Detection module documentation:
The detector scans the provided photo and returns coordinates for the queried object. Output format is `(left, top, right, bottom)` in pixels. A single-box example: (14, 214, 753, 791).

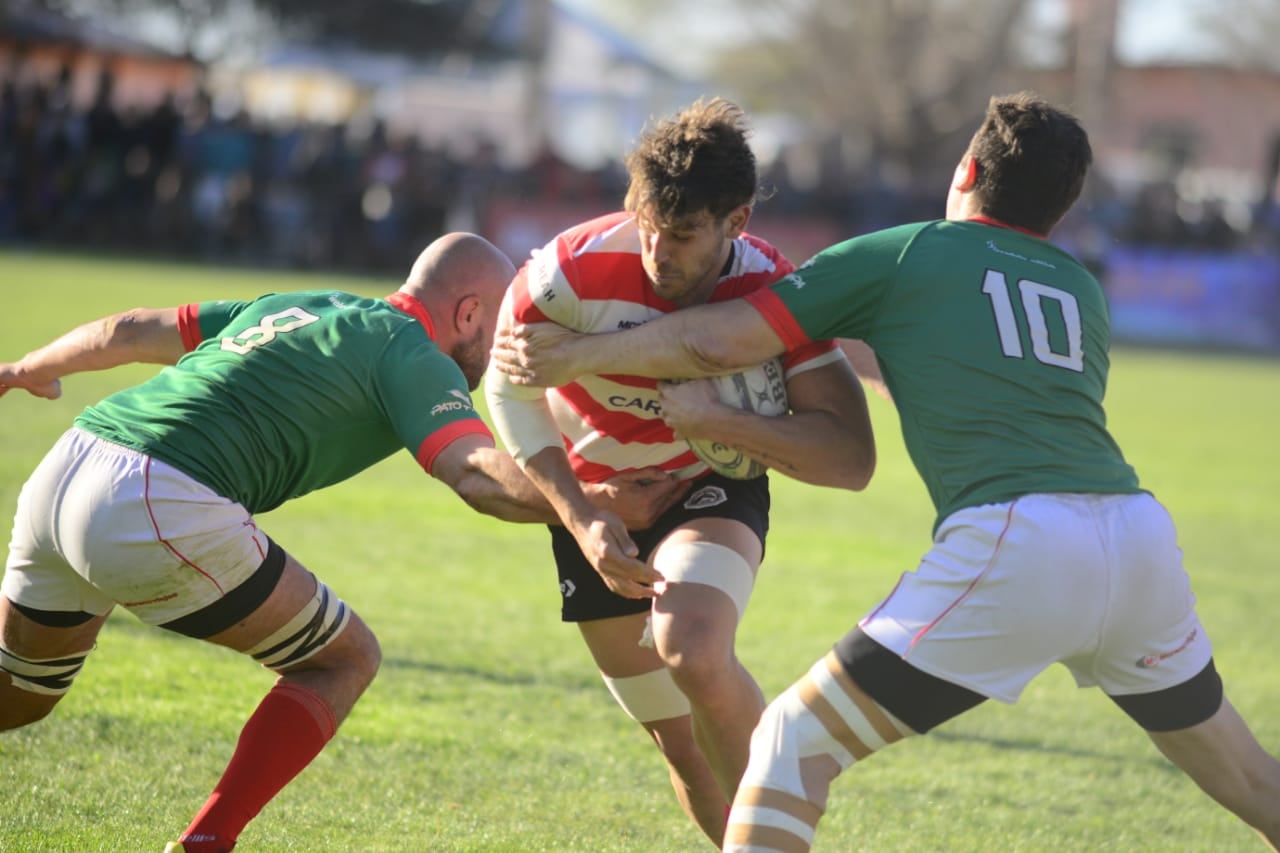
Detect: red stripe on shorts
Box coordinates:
(142, 456, 225, 595)
(906, 499, 1019, 652)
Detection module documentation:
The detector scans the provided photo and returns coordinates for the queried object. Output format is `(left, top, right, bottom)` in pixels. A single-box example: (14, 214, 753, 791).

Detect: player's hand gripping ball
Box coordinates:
(686, 358, 788, 479)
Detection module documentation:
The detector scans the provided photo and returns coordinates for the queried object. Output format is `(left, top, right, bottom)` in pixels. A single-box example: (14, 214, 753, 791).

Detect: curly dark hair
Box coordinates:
(623, 97, 758, 226)
(968, 92, 1093, 235)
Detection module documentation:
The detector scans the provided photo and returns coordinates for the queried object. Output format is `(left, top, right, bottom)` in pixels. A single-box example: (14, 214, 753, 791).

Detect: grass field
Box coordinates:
(1, 249, 1278, 852)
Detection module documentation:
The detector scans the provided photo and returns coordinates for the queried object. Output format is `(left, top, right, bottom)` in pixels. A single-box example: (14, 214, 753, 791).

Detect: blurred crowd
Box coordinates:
(0, 67, 630, 273)
(2, 67, 1277, 277)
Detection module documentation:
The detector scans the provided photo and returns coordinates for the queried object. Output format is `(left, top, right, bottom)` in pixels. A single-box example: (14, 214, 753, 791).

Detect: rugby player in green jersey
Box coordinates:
(0, 232, 684, 852)
(492, 94, 1280, 850)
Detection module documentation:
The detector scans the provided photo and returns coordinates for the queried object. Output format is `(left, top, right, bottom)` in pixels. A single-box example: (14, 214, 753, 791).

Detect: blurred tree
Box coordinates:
(601, 0, 1046, 193)
(1190, 0, 1280, 70)
(721, 0, 1040, 186)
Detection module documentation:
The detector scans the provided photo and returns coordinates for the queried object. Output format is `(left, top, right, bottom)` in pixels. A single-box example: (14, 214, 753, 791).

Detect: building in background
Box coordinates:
(0, 3, 202, 108)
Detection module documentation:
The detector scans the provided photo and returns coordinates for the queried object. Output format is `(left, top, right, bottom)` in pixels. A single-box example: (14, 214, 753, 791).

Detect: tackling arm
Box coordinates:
(429, 432, 686, 530)
(492, 300, 787, 387)
(430, 433, 562, 524)
(0, 307, 185, 400)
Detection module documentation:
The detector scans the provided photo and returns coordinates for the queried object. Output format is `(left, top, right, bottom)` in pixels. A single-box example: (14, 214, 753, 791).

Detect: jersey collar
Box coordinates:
(966, 214, 1046, 239)
(386, 292, 437, 340)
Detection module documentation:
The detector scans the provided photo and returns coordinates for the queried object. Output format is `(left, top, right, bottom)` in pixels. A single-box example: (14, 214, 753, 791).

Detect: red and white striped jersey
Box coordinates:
(501, 212, 844, 483)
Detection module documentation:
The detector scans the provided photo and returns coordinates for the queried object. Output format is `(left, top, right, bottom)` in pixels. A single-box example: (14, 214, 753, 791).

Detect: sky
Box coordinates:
(557, 0, 1221, 77)
(1107, 0, 1219, 63)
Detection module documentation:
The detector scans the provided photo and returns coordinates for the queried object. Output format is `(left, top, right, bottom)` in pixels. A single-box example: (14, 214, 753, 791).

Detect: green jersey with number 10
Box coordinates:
(74, 290, 490, 514)
(745, 219, 1141, 532)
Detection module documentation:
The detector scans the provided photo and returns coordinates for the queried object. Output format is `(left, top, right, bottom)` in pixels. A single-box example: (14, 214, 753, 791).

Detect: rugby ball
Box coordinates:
(686, 358, 788, 479)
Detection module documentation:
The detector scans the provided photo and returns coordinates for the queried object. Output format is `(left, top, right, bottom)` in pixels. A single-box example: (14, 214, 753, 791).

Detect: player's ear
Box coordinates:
(953, 154, 978, 192)
(454, 294, 482, 334)
(724, 204, 751, 238)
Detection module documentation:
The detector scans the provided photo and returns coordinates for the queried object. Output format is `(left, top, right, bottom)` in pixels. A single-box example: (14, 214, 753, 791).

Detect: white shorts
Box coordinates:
(859, 492, 1212, 703)
(3, 428, 272, 626)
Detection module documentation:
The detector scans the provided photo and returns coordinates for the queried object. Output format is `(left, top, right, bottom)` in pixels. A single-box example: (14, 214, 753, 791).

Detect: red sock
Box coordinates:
(177, 682, 338, 852)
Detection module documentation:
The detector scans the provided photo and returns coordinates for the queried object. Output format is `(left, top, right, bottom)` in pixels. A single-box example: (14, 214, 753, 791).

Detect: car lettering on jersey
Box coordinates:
(220, 307, 321, 355)
(782, 272, 807, 289)
(607, 395, 662, 415)
(430, 389, 475, 416)
(616, 319, 644, 330)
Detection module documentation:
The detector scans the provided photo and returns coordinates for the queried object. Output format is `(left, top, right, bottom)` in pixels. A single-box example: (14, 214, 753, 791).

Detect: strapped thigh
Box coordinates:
(246, 580, 351, 671)
(601, 668, 691, 722)
(0, 645, 90, 696)
(652, 541, 755, 621)
(835, 627, 986, 733)
(728, 650, 915, 851)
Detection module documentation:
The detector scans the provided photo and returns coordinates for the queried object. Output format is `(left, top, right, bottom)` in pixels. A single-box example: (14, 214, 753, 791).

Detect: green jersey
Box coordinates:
(75, 291, 491, 514)
(745, 219, 1141, 532)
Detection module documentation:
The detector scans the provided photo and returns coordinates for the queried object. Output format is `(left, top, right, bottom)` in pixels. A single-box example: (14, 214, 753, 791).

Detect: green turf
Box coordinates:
(1, 250, 1278, 851)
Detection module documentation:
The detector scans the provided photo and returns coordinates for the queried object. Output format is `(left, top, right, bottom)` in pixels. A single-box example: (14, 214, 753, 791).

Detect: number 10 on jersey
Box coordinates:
(981, 270, 1084, 372)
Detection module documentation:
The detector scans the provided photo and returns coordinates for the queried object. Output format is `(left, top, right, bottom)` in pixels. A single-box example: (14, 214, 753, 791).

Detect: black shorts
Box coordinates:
(550, 473, 770, 622)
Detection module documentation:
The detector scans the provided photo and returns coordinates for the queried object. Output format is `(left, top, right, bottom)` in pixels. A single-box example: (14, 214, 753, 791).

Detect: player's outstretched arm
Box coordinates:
(431, 434, 685, 529)
(432, 434, 563, 524)
(492, 299, 786, 386)
(0, 307, 184, 400)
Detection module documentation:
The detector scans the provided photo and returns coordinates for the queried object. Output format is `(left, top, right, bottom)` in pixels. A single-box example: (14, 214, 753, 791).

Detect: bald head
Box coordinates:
(400, 232, 515, 308)
(400, 232, 516, 390)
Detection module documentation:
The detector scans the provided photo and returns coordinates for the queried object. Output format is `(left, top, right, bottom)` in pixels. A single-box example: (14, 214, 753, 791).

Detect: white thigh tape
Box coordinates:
(654, 541, 755, 620)
(247, 581, 350, 670)
(0, 645, 88, 696)
(601, 668, 691, 723)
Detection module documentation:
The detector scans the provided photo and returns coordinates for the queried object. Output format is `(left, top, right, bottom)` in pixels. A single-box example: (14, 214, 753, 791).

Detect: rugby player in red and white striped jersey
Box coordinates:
(486, 99, 877, 846)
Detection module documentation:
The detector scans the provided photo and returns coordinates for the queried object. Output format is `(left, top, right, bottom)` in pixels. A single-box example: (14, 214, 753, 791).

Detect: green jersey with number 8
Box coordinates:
(745, 219, 1141, 532)
(74, 290, 490, 514)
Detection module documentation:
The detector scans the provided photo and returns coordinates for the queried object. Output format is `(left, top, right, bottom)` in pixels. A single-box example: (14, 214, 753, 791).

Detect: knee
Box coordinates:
(280, 612, 381, 693)
(658, 619, 733, 690)
(251, 581, 381, 688)
(335, 616, 382, 688)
